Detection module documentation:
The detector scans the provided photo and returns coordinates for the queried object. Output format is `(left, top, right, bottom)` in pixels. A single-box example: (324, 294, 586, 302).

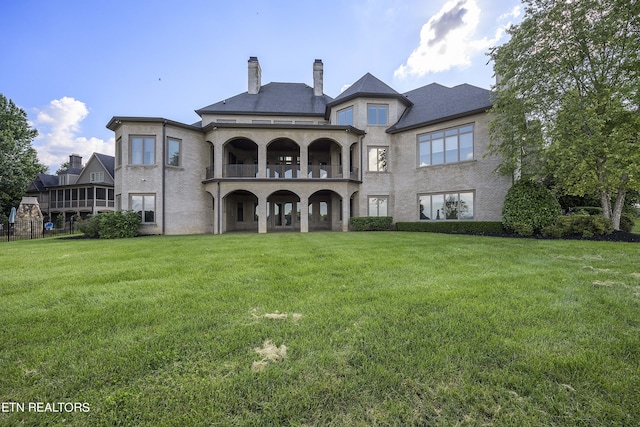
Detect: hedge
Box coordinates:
(396, 221, 505, 234)
(350, 216, 393, 231)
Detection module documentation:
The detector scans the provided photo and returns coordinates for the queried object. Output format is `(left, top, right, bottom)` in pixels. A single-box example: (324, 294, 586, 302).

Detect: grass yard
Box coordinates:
(1, 232, 639, 426)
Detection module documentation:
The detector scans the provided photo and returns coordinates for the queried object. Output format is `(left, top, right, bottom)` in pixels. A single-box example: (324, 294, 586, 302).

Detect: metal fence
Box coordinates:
(1, 220, 77, 242)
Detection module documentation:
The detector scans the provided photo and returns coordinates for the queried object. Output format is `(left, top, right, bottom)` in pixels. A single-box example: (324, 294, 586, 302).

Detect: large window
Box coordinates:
(419, 192, 474, 220)
(418, 125, 473, 166)
(368, 196, 388, 217)
(116, 137, 122, 167)
(90, 172, 104, 183)
(368, 147, 388, 172)
(131, 194, 156, 223)
(131, 136, 155, 165)
(367, 104, 388, 125)
(167, 138, 180, 167)
(337, 107, 353, 125)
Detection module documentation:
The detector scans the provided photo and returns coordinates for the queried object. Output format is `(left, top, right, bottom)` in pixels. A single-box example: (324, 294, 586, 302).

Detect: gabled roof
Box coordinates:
(196, 82, 333, 117)
(387, 83, 492, 133)
(94, 153, 115, 179)
(26, 173, 58, 193)
(327, 73, 413, 108)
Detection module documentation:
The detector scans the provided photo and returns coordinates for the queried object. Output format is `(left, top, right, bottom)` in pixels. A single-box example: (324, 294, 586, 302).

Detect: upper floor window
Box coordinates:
(368, 147, 388, 172)
(418, 124, 474, 167)
(337, 107, 353, 125)
(167, 138, 180, 167)
(131, 136, 155, 165)
(367, 104, 388, 125)
(90, 172, 104, 183)
(116, 137, 122, 167)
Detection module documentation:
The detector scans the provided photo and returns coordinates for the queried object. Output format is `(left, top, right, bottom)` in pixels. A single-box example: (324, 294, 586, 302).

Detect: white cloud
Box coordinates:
(33, 97, 114, 173)
(394, 0, 511, 78)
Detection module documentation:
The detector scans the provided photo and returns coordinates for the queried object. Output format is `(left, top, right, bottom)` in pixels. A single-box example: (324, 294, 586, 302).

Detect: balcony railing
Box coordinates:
(206, 165, 360, 180)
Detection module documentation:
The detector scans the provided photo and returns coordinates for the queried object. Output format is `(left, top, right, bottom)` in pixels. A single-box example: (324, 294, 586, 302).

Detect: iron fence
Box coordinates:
(1, 220, 77, 242)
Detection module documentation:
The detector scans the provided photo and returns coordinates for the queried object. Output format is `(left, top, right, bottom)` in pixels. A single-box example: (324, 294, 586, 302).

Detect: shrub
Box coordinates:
(541, 215, 613, 238)
(502, 180, 561, 235)
(77, 215, 101, 238)
(98, 211, 141, 239)
(396, 221, 505, 234)
(350, 216, 393, 231)
(78, 211, 141, 239)
(619, 213, 635, 233)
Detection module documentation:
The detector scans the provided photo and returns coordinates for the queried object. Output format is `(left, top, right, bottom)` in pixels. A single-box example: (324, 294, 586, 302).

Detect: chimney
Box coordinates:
(69, 154, 82, 170)
(313, 59, 323, 97)
(248, 56, 261, 94)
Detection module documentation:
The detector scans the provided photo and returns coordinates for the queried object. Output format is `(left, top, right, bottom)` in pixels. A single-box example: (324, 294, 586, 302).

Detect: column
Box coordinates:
(258, 144, 267, 178)
(258, 196, 268, 233)
(300, 196, 309, 233)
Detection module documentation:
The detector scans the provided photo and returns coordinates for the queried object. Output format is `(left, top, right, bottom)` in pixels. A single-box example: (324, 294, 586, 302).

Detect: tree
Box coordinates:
(0, 94, 47, 220)
(488, 0, 640, 230)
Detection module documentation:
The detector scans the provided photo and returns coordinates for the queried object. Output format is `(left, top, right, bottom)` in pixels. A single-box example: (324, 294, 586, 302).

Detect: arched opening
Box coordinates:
(267, 138, 300, 178)
(308, 138, 342, 178)
(224, 190, 258, 232)
(267, 190, 301, 231)
(224, 138, 258, 177)
(308, 190, 344, 231)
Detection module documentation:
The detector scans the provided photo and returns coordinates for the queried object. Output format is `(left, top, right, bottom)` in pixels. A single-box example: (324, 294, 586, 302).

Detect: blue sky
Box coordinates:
(1, 0, 522, 173)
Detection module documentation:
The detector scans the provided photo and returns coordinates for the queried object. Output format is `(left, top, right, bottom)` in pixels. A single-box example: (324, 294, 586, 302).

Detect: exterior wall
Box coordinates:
(114, 122, 213, 235)
(389, 113, 511, 223)
(77, 157, 114, 185)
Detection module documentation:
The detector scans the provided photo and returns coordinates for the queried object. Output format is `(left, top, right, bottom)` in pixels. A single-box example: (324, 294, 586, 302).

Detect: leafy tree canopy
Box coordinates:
(0, 94, 47, 220)
(488, 0, 640, 229)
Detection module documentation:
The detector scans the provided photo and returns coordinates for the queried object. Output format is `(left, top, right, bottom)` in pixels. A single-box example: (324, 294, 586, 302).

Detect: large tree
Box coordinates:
(0, 94, 47, 220)
(488, 0, 640, 230)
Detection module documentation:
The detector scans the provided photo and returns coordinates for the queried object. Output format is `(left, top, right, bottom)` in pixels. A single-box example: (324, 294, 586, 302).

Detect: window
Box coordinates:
(368, 196, 388, 217)
(116, 137, 122, 167)
(131, 136, 155, 165)
(418, 125, 473, 166)
(131, 194, 156, 223)
(90, 172, 104, 183)
(337, 107, 353, 125)
(237, 202, 244, 222)
(367, 104, 388, 125)
(419, 192, 474, 220)
(167, 138, 180, 167)
(368, 147, 388, 172)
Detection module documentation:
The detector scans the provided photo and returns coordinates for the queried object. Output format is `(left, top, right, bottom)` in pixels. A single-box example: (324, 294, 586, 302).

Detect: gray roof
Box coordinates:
(27, 173, 58, 192)
(94, 153, 115, 178)
(388, 83, 493, 133)
(196, 82, 333, 117)
(328, 73, 412, 108)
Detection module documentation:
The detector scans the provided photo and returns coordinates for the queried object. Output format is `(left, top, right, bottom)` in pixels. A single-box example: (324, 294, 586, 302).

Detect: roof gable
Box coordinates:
(328, 73, 412, 108)
(387, 83, 493, 133)
(196, 82, 333, 117)
(76, 153, 115, 184)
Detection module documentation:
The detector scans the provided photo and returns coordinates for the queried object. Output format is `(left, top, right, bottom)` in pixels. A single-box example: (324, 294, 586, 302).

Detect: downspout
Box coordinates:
(162, 120, 166, 235)
(217, 181, 221, 234)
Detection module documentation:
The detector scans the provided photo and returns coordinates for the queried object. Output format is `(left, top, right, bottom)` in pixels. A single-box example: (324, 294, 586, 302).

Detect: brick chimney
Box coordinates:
(248, 56, 261, 95)
(313, 59, 323, 97)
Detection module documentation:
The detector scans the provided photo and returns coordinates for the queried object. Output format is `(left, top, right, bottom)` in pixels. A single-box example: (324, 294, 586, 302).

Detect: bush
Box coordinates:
(77, 215, 101, 238)
(396, 221, 505, 234)
(98, 211, 141, 239)
(541, 215, 613, 238)
(350, 216, 393, 231)
(502, 180, 561, 235)
(78, 211, 141, 239)
(619, 213, 635, 233)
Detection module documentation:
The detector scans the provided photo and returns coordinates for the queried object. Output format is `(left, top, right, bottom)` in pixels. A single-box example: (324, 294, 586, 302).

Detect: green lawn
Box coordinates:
(1, 232, 639, 426)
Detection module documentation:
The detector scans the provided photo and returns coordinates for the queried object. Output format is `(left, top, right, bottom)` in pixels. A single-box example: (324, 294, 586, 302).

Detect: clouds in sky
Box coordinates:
(33, 97, 114, 173)
(395, 0, 521, 78)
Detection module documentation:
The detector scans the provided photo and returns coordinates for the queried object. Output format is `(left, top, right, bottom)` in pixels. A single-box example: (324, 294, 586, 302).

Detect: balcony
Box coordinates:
(206, 164, 359, 180)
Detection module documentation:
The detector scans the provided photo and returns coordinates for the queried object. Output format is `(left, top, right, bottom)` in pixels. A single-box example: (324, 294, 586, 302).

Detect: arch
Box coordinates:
(223, 137, 259, 178)
(267, 138, 301, 178)
(266, 190, 301, 231)
(308, 138, 343, 178)
(223, 190, 259, 233)
(308, 189, 344, 231)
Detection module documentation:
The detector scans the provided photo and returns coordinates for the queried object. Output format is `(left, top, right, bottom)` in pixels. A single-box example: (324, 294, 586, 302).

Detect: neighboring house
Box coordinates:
(106, 57, 511, 235)
(26, 153, 115, 222)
